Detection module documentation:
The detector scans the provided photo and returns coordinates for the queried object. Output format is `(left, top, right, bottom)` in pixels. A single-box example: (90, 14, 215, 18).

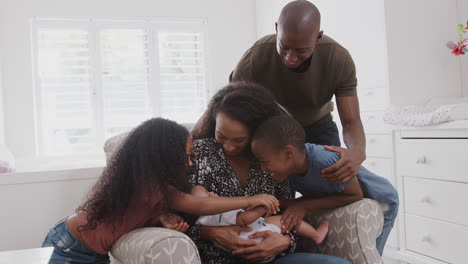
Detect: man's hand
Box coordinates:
(322, 146, 365, 184)
(159, 213, 190, 232)
(232, 231, 290, 263)
(201, 225, 256, 252)
(280, 203, 308, 233)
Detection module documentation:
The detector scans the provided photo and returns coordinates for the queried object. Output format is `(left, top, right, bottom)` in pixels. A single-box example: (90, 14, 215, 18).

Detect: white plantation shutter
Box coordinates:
(36, 28, 97, 155)
(100, 29, 152, 138)
(158, 31, 207, 123)
(33, 19, 208, 157)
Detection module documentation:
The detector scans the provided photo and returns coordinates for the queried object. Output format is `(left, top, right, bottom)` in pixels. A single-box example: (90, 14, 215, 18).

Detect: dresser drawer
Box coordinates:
(404, 177, 468, 226)
(359, 88, 388, 111)
(361, 111, 392, 133)
(405, 214, 468, 263)
(363, 157, 394, 184)
(366, 134, 393, 158)
(396, 139, 468, 183)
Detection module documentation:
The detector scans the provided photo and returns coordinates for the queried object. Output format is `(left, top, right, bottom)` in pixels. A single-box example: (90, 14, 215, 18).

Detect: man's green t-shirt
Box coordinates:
(230, 34, 357, 127)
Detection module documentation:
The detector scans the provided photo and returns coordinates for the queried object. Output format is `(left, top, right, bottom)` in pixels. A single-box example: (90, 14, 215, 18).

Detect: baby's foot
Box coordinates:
(314, 221, 329, 244)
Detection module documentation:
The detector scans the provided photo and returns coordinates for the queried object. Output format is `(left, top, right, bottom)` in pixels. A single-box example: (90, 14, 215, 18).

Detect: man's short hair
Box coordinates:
(253, 115, 305, 151)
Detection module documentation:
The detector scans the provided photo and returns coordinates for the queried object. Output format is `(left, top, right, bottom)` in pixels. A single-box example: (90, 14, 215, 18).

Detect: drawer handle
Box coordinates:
(421, 235, 433, 243)
(416, 156, 427, 164)
(369, 138, 376, 143)
(370, 161, 377, 167)
(420, 196, 433, 204)
(366, 91, 374, 96)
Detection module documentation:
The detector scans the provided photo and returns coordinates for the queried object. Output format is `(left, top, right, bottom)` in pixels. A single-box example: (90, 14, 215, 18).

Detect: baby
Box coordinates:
(191, 185, 329, 262)
(159, 185, 329, 263)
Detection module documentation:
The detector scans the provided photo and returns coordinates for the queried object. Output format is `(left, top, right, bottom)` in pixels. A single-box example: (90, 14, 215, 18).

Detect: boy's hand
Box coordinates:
(248, 194, 280, 217)
(160, 213, 190, 232)
(280, 203, 308, 233)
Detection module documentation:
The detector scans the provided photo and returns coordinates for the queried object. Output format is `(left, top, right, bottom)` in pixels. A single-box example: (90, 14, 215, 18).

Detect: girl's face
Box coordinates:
(215, 112, 250, 157)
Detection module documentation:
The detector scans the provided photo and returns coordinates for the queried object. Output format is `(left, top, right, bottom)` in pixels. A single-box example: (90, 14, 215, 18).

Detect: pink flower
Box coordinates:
(452, 44, 467, 55)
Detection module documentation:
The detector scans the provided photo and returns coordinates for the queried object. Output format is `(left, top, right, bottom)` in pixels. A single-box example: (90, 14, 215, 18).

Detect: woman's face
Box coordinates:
(215, 112, 250, 157)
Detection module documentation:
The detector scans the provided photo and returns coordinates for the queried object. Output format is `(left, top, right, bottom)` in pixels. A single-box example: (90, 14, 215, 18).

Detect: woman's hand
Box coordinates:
(232, 231, 290, 262)
(248, 194, 280, 217)
(159, 213, 190, 233)
(280, 203, 308, 233)
(201, 225, 256, 252)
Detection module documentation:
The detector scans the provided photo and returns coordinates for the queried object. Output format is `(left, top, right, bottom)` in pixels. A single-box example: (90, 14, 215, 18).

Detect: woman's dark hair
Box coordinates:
(191, 81, 287, 139)
(77, 117, 191, 231)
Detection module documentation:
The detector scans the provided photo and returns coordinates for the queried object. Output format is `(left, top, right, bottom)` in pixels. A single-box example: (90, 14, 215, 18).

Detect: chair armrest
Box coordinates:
(297, 198, 384, 264)
(110, 227, 201, 264)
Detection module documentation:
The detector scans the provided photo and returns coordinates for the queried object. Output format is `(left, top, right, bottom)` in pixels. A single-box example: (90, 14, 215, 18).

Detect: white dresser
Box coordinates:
(394, 124, 468, 264)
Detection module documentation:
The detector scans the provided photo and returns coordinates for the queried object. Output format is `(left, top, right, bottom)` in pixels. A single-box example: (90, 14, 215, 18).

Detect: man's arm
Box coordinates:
(322, 96, 366, 184)
(281, 177, 364, 232)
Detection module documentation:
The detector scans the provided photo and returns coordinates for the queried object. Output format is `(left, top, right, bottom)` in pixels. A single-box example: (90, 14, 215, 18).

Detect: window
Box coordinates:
(32, 19, 208, 156)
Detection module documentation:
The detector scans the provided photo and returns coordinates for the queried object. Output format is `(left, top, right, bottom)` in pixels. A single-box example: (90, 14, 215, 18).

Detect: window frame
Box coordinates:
(30, 17, 210, 161)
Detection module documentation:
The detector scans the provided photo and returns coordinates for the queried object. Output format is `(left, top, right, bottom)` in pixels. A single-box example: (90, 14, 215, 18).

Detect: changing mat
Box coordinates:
(383, 97, 468, 127)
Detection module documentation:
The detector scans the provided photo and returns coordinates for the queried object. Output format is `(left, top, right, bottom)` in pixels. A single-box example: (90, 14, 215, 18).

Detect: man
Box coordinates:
(230, 0, 365, 184)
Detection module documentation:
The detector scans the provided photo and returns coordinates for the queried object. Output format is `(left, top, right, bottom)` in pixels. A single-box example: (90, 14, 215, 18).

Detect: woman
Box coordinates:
(42, 117, 279, 264)
(188, 82, 350, 264)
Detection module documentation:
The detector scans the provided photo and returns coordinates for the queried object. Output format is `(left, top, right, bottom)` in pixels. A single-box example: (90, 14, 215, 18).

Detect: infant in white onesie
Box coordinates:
(191, 185, 329, 263)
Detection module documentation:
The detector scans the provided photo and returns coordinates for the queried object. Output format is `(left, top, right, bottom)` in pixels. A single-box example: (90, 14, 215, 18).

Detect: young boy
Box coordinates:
(251, 115, 399, 255)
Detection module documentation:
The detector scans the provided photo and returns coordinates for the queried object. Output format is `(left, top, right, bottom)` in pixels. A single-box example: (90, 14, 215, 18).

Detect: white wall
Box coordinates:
(0, 8, 4, 145)
(0, 167, 102, 251)
(459, 0, 468, 96)
(385, 0, 463, 105)
(256, 0, 466, 105)
(0, 0, 257, 168)
(255, 0, 389, 92)
(0, 55, 4, 145)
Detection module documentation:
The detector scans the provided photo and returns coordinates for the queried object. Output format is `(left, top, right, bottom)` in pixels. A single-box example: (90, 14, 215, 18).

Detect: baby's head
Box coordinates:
(252, 115, 306, 183)
(191, 185, 210, 197)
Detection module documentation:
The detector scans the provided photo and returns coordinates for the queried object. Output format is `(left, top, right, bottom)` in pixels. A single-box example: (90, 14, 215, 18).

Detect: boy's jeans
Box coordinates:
(359, 166, 400, 255)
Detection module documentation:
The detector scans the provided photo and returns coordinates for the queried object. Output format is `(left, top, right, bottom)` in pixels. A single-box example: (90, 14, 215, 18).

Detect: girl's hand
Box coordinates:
(248, 194, 280, 217)
(280, 203, 308, 233)
(208, 192, 219, 197)
(160, 213, 190, 233)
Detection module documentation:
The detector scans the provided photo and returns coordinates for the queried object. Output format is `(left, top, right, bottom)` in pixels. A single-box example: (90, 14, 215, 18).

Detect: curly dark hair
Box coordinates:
(191, 81, 288, 139)
(77, 117, 191, 231)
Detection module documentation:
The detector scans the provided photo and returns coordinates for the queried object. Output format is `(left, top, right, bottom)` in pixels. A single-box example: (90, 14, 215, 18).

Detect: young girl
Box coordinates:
(42, 117, 279, 264)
